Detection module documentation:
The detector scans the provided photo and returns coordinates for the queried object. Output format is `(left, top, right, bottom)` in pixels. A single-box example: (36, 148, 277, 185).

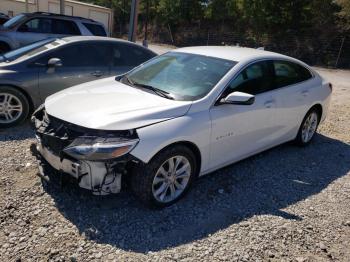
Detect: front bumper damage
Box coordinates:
(31, 106, 138, 195)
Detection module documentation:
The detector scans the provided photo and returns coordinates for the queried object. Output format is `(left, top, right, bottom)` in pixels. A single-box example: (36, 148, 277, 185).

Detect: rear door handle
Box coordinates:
(264, 100, 275, 108)
(301, 90, 309, 97)
(91, 71, 103, 77)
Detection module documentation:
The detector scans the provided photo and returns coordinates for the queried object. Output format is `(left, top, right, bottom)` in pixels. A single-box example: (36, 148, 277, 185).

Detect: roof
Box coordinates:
(27, 12, 99, 23)
(173, 46, 289, 62)
(61, 36, 156, 53)
(63, 36, 131, 43)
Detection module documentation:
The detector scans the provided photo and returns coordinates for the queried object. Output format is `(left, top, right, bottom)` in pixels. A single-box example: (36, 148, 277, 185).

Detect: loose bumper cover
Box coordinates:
(31, 106, 136, 195)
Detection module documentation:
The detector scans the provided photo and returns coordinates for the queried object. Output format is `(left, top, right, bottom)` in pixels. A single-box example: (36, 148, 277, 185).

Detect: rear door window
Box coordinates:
(273, 60, 313, 88)
(83, 23, 107, 36)
(52, 19, 81, 35)
(113, 43, 155, 67)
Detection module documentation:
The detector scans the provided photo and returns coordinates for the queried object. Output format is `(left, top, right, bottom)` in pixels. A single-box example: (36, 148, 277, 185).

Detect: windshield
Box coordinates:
(0, 38, 59, 62)
(124, 52, 236, 101)
(2, 14, 26, 29)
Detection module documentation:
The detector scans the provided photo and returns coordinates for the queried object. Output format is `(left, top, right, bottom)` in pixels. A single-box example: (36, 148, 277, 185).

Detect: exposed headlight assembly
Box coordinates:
(63, 136, 139, 161)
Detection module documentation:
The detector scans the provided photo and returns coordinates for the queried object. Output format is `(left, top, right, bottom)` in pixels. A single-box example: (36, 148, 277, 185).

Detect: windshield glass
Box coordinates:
(0, 38, 59, 62)
(2, 14, 26, 29)
(125, 52, 236, 101)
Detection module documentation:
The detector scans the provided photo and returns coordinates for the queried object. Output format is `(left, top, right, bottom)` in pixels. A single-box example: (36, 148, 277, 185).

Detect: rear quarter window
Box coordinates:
(83, 23, 107, 36)
(273, 60, 313, 88)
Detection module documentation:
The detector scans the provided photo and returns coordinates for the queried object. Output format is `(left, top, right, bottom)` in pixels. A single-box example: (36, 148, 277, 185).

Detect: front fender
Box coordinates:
(131, 113, 212, 174)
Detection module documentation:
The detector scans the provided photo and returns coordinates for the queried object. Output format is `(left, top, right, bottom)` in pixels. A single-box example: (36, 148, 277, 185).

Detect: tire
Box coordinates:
(294, 108, 320, 146)
(130, 145, 198, 208)
(0, 42, 10, 54)
(0, 86, 30, 128)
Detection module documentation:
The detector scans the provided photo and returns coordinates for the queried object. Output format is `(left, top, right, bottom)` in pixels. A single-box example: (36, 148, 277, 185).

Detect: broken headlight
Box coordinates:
(63, 137, 139, 161)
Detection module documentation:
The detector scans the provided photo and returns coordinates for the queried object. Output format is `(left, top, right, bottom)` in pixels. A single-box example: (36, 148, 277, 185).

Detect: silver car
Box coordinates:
(0, 36, 157, 128)
(0, 12, 108, 53)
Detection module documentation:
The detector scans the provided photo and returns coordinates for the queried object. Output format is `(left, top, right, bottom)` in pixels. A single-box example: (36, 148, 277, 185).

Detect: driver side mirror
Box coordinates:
(221, 91, 255, 105)
(47, 58, 62, 68)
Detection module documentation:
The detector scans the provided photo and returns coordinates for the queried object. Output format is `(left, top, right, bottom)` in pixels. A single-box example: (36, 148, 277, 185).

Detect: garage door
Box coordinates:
(89, 10, 109, 30)
(48, 3, 73, 16)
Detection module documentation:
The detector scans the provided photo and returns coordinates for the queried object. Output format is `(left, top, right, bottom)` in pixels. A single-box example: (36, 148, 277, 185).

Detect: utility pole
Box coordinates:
(60, 0, 65, 15)
(128, 0, 139, 42)
(143, 0, 150, 47)
(25, 0, 29, 12)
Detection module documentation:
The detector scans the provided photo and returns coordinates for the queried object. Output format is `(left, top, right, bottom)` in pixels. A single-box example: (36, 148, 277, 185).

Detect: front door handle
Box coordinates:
(91, 71, 103, 77)
(264, 100, 275, 108)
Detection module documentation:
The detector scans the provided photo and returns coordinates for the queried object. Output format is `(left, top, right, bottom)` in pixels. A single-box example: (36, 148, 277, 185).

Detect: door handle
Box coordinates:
(264, 100, 275, 108)
(91, 71, 103, 77)
(301, 90, 309, 97)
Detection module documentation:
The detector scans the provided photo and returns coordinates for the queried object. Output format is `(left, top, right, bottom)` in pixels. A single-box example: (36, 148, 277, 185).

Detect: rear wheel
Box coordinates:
(295, 109, 320, 146)
(130, 145, 197, 208)
(0, 87, 30, 128)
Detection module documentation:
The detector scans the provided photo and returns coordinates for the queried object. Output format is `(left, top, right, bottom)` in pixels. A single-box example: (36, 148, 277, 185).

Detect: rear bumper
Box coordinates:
(34, 138, 122, 195)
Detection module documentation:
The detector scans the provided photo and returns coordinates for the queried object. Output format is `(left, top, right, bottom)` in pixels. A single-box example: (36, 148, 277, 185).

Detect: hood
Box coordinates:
(45, 77, 193, 130)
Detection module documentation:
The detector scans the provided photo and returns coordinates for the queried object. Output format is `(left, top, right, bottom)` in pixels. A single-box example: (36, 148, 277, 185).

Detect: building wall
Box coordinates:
(0, 0, 37, 16)
(0, 0, 113, 33)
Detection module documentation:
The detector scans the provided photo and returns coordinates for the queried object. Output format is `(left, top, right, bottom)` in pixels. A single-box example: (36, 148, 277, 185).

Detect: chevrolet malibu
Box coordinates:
(32, 46, 332, 207)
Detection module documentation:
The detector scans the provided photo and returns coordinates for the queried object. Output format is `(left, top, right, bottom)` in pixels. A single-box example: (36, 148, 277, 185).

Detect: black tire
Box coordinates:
(294, 108, 320, 146)
(0, 86, 30, 128)
(130, 145, 198, 208)
(0, 42, 10, 54)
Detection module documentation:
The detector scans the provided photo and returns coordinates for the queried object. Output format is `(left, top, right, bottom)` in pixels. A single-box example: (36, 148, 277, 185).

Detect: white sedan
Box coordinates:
(32, 46, 332, 207)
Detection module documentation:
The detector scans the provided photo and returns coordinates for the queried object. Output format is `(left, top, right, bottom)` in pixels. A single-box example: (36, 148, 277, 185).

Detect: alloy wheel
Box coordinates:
(301, 112, 318, 143)
(152, 155, 191, 203)
(0, 93, 23, 124)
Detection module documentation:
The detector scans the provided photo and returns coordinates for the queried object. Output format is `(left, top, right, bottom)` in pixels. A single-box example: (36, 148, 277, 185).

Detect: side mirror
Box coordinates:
(221, 91, 255, 105)
(47, 58, 62, 68)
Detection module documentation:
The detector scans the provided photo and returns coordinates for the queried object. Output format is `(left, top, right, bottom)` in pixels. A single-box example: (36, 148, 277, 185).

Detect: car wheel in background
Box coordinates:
(130, 145, 197, 208)
(295, 108, 320, 146)
(0, 86, 30, 128)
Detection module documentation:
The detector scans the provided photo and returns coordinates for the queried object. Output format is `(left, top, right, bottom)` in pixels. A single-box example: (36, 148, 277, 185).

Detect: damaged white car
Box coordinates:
(32, 46, 332, 207)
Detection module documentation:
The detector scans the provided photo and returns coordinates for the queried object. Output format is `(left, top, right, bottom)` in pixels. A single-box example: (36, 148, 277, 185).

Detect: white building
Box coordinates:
(0, 0, 113, 34)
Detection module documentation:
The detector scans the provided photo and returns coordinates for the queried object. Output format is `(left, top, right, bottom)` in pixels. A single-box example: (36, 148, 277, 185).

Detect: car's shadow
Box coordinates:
(0, 121, 34, 141)
(40, 134, 350, 253)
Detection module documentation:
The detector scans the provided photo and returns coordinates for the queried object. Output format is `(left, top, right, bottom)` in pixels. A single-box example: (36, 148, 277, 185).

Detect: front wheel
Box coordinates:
(295, 109, 320, 146)
(130, 145, 197, 208)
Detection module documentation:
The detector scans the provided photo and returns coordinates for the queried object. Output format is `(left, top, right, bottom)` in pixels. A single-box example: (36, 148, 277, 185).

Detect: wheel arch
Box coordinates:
(308, 103, 323, 123)
(0, 84, 34, 113)
(0, 40, 13, 51)
(147, 140, 202, 176)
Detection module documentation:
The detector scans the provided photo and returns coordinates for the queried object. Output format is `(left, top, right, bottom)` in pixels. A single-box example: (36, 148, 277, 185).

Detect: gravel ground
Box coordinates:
(0, 68, 349, 262)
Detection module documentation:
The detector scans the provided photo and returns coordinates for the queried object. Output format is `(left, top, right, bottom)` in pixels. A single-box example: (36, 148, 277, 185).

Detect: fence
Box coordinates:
(148, 28, 349, 69)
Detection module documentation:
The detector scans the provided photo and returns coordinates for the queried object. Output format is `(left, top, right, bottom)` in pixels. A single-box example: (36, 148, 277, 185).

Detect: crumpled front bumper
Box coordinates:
(34, 137, 122, 195)
(30, 106, 136, 195)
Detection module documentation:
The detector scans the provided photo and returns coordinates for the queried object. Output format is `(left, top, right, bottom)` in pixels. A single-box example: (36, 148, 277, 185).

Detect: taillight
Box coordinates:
(328, 83, 333, 92)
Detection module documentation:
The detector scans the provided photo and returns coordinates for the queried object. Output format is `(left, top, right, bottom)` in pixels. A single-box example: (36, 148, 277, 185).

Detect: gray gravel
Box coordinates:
(0, 68, 350, 262)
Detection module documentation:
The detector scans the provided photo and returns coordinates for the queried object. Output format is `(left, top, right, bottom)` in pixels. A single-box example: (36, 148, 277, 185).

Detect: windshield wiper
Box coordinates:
(125, 76, 174, 100)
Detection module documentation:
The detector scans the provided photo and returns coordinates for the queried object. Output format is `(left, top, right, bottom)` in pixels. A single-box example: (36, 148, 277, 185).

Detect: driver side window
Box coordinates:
(223, 61, 273, 97)
(18, 18, 52, 33)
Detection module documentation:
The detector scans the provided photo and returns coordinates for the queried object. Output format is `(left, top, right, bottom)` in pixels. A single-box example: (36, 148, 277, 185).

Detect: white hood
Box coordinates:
(45, 77, 192, 130)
